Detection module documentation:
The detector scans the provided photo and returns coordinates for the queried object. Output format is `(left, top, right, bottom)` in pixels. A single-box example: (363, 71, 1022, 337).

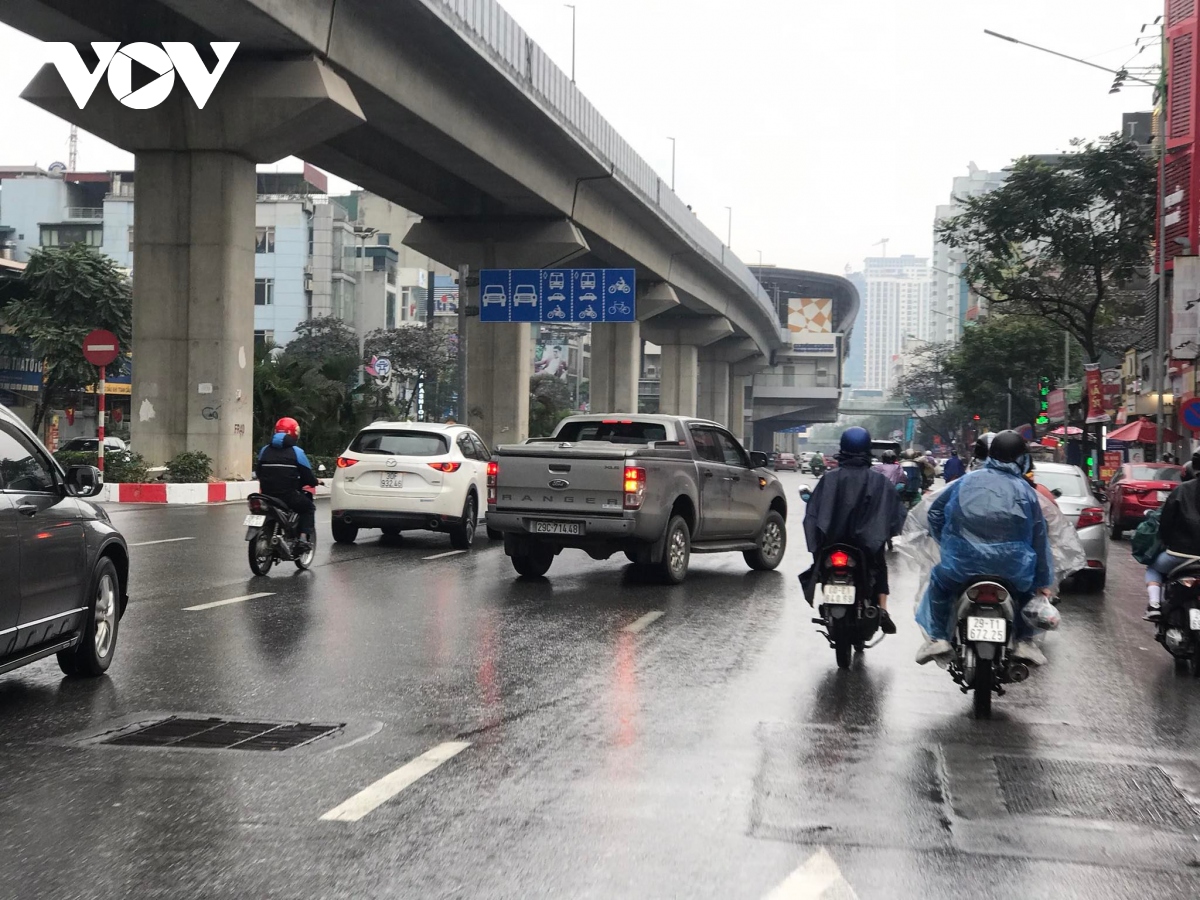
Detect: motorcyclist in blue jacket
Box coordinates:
(257, 416, 319, 552)
(915, 430, 1055, 667)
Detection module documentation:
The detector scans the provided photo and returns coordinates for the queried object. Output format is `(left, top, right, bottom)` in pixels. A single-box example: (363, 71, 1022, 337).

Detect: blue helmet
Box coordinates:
(840, 426, 871, 455)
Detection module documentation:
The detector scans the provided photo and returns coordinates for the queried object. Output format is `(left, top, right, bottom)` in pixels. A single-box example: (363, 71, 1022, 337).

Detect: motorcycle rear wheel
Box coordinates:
(833, 624, 853, 669)
(248, 524, 276, 576)
(972, 657, 993, 719)
(1189, 642, 1200, 678)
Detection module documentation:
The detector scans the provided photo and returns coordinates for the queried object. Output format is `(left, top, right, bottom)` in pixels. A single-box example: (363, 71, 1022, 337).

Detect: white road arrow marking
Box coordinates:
(764, 848, 858, 899)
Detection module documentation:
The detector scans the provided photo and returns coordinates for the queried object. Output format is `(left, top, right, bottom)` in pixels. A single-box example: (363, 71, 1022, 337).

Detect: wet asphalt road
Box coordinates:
(3, 473, 1200, 899)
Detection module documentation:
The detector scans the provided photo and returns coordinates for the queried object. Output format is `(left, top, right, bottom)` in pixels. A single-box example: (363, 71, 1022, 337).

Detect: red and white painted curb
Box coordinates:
(98, 482, 331, 504)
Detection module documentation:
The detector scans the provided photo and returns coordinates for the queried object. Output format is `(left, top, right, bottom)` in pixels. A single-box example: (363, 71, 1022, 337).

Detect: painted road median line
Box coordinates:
(321, 741, 472, 822)
(130, 537, 197, 547)
(184, 592, 275, 612)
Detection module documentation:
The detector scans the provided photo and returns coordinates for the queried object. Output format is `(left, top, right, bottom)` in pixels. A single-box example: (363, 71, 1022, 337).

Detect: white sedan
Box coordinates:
(330, 422, 492, 548)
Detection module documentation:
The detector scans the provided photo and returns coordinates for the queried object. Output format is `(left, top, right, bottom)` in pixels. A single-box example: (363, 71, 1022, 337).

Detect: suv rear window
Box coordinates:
(350, 430, 449, 457)
(554, 420, 670, 444)
(1130, 465, 1182, 482)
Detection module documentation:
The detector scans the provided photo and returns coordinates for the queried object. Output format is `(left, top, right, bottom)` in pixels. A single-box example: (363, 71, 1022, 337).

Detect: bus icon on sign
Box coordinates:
(580, 272, 596, 290)
(549, 272, 565, 290)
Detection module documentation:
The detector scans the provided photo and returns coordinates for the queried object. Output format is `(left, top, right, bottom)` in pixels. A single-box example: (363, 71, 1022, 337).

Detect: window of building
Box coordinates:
(40, 225, 102, 247)
(305, 290, 313, 320)
(376, 233, 391, 246)
(254, 278, 274, 306)
(253, 329, 275, 348)
(256, 226, 275, 254)
(128, 225, 134, 252)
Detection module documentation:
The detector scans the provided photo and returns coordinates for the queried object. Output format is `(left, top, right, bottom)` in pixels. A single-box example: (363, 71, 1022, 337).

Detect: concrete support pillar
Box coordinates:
(697, 359, 732, 425)
(658, 344, 700, 417)
(466, 319, 531, 450)
(132, 152, 256, 477)
(729, 374, 747, 444)
(589, 322, 641, 414)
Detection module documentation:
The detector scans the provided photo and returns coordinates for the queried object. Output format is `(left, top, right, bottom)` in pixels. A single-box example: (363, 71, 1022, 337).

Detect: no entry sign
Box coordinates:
(82, 329, 119, 367)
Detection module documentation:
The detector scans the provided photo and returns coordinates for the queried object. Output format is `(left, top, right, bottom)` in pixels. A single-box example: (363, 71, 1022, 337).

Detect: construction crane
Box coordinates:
(872, 238, 890, 258)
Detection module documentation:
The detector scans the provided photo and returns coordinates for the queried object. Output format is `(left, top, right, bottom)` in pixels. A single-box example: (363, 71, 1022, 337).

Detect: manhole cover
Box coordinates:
(995, 756, 1200, 831)
(99, 716, 343, 752)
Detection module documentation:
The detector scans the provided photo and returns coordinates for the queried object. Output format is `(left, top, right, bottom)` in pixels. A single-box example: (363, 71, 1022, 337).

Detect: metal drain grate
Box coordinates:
(995, 756, 1200, 831)
(100, 717, 343, 752)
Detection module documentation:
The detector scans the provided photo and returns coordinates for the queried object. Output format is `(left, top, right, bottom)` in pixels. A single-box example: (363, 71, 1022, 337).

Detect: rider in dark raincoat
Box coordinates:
(801, 427, 908, 633)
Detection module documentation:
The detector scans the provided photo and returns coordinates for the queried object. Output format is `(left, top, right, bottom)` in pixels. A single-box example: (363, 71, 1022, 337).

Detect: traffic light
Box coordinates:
(1036, 375, 1051, 426)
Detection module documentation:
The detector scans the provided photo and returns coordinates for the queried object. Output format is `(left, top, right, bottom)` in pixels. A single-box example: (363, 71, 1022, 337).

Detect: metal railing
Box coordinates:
(426, 0, 780, 334)
(65, 207, 103, 219)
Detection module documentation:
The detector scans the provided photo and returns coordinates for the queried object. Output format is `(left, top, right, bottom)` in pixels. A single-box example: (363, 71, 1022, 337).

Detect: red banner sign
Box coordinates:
(1100, 450, 1123, 482)
(1085, 363, 1110, 424)
(1047, 389, 1066, 422)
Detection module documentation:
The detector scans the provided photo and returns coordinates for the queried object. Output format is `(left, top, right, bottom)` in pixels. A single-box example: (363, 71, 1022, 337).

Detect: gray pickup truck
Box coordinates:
(486, 415, 788, 583)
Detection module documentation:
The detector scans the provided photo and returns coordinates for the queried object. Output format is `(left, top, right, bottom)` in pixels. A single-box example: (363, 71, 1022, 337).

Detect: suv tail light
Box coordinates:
(623, 466, 647, 510)
(336, 456, 358, 468)
(828, 550, 852, 569)
(428, 462, 462, 473)
(487, 461, 498, 505)
(966, 583, 1009, 604)
(1076, 507, 1104, 529)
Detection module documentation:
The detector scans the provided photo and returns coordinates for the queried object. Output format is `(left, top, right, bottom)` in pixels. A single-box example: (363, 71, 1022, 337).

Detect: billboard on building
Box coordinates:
(1174, 255, 1200, 359)
(786, 297, 833, 335)
(0, 352, 42, 393)
(788, 334, 840, 356)
(533, 344, 570, 380)
(433, 275, 459, 317)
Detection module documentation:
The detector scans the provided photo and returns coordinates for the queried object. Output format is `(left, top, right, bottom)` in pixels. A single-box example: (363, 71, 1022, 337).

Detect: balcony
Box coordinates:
(64, 207, 103, 220)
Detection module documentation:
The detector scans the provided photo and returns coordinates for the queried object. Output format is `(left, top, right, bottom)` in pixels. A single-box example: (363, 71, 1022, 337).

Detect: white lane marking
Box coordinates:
(764, 848, 858, 899)
(184, 592, 275, 612)
(423, 550, 468, 561)
(623, 611, 664, 633)
(320, 741, 471, 822)
(129, 537, 196, 547)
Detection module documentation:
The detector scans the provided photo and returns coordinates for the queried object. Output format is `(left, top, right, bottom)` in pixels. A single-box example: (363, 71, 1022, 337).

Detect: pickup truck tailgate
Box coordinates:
(495, 444, 631, 514)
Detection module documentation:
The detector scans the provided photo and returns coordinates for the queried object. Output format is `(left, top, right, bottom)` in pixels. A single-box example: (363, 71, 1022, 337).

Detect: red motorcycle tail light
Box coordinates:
(829, 550, 850, 569)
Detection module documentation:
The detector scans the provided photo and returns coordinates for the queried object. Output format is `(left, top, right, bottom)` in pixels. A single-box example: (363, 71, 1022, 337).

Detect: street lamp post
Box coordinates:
(725, 206, 732, 248)
(565, 4, 576, 83)
(667, 137, 676, 191)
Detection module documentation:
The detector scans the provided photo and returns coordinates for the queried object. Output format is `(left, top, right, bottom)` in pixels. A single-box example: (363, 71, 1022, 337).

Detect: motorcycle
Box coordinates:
(1154, 555, 1200, 674)
(946, 577, 1029, 718)
(245, 492, 316, 575)
(806, 540, 884, 668)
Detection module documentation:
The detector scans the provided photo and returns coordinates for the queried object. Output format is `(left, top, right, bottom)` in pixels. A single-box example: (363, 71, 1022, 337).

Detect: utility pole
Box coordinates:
(1007, 377, 1013, 430)
(565, 4, 576, 83)
(725, 206, 732, 247)
(667, 137, 676, 191)
(457, 263, 469, 424)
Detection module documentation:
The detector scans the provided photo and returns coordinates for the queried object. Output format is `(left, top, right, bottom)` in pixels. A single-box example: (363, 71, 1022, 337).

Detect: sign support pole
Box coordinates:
(457, 263, 469, 424)
(97, 366, 106, 476)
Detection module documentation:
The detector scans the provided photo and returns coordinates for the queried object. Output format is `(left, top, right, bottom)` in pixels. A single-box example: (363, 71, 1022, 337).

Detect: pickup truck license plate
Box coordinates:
(1190, 609, 1200, 632)
(822, 584, 855, 605)
(1159, 490, 1171, 503)
(533, 521, 582, 535)
(966, 616, 1007, 643)
(243, 514, 266, 527)
(380, 472, 404, 489)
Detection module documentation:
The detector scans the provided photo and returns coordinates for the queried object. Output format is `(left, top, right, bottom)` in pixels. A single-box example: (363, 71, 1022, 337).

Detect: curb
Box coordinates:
(98, 482, 332, 504)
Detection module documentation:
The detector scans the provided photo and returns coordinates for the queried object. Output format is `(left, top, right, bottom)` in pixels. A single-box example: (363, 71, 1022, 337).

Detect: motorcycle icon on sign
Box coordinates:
(578, 305, 598, 320)
(546, 305, 566, 320)
(607, 277, 632, 295)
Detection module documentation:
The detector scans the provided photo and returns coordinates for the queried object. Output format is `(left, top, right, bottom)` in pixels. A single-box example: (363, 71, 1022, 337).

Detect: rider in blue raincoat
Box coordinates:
(914, 430, 1055, 667)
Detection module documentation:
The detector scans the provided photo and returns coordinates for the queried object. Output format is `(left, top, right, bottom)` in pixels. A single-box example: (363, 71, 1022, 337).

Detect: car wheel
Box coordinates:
(332, 519, 358, 544)
(486, 526, 503, 541)
(512, 543, 554, 578)
(744, 510, 787, 571)
(656, 515, 691, 584)
(57, 557, 120, 677)
(449, 495, 477, 550)
(1087, 570, 1107, 591)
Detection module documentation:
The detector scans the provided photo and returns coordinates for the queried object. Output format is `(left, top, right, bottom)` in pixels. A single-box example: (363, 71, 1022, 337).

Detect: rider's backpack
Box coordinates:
(1132, 508, 1164, 565)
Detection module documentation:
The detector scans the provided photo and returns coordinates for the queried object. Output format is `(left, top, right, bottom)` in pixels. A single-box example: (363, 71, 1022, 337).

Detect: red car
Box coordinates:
(1106, 463, 1184, 538)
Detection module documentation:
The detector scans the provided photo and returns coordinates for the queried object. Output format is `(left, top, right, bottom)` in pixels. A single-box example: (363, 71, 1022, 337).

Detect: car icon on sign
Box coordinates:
(578, 292, 598, 304)
(513, 284, 538, 306)
(482, 285, 507, 306)
(549, 272, 565, 290)
(547, 292, 567, 305)
(580, 272, 597, 290)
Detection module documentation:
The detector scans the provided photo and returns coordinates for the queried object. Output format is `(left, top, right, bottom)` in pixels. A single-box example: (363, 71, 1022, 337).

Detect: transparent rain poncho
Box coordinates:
(896, 458, 1076, 641)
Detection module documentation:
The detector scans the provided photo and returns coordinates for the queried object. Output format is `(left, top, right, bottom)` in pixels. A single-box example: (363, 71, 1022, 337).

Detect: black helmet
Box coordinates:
(973, 432, 995, 460)
(881, 449, 898, 464)
(989, 430, 1027, 464)
(840, 426, 871, 455)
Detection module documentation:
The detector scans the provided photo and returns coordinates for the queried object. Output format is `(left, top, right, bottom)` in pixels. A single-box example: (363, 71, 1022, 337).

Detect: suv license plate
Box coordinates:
(244, 514, 266, 527)
(533, 521, 582, 535)
(1190, 609, 1200, 632)
(380, 472, 403, 489)
(823, 584, 855, 605)
(966, 616, 1007, 643)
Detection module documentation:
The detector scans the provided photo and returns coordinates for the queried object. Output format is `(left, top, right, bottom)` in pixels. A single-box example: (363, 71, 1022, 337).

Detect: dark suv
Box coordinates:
(1, 403, 129, 678)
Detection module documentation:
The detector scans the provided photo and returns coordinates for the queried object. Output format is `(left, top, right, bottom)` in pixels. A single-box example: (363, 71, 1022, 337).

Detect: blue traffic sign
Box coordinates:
(479, 268, 636, 323)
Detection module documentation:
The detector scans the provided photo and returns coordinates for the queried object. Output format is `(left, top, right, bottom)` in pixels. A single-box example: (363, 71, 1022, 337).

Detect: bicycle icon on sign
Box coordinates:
(608, 301, 631, 316)
(607, 277, 632, 295)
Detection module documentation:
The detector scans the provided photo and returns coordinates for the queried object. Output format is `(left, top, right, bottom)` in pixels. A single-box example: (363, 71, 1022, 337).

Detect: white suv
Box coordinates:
(330, 422, 492, 548)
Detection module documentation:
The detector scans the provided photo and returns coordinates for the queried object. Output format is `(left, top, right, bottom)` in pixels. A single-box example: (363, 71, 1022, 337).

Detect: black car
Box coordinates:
(1, 403, 129, 678)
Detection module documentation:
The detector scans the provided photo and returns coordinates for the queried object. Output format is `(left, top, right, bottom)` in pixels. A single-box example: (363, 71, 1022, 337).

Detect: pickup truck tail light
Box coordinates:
(1076, 507, 1104, 529)
(623, 466, 646, 510)
(487, 461, 498, 505)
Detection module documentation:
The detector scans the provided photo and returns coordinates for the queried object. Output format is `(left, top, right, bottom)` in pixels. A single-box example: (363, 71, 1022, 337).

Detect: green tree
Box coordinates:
(893, 342, 969, 446)
(937, 134, 1156, 363)
(0, 245, 132, 432)
(364, 326, 455, 421)
(529, 373, 572, 437)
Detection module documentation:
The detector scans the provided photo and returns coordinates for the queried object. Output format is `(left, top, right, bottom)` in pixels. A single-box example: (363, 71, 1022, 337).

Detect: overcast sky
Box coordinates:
(0, 0, 1162, 275)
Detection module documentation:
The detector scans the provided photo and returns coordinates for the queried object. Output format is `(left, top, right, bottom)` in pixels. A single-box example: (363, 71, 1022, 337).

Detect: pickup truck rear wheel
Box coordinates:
(656, 515, 691, 584)
(512, 544, 554, 578)
(745, 510, 787, 571)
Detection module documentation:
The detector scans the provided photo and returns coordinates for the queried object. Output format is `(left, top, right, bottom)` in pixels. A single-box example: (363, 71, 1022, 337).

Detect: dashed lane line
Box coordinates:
(763, 848, 859, 899)
(129, 537, 197, 547)
(623, 611, 665, 633)
(183, 592, 275, 612)
(422, 550, 468, 561)
(320, 741, 472, 822)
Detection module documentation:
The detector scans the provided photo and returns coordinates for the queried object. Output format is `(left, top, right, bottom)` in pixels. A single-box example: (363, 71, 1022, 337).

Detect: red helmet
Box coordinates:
(274, 417, 300, 439)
